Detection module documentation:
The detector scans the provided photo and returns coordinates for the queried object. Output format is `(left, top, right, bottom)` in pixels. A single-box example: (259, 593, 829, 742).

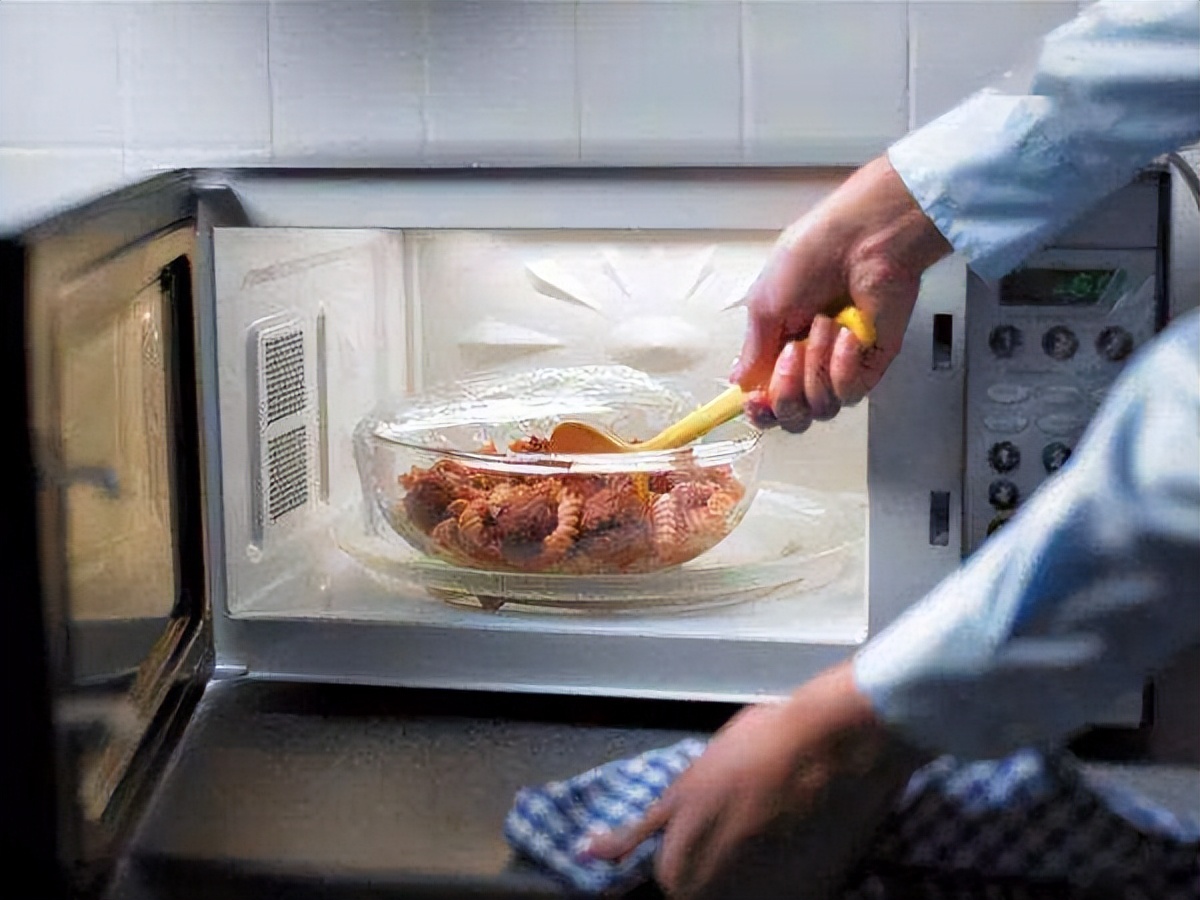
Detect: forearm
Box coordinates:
(854, 311, 1200, 760)
(723, 663, 931, 900)
(889, 0, 1200, 281)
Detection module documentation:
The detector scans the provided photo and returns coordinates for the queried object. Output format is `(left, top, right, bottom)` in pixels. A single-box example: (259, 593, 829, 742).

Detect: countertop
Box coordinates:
(108, 679, 1200, 900)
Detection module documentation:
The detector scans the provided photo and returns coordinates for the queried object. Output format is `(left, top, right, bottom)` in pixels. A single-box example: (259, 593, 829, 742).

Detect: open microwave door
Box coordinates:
(1, 173, 214, 898)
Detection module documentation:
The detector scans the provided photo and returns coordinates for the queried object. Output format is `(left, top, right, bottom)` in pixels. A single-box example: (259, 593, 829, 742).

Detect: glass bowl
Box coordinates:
(352, 366, 764, 576)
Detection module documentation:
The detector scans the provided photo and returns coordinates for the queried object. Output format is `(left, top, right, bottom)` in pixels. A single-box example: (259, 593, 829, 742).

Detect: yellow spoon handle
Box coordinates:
(635, 306, 875, 453)
(833, 306, 875, 347)
(639, 385, 747, 452)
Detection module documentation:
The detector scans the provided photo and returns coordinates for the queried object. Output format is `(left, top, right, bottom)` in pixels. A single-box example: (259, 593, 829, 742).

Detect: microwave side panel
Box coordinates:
(867, 255, 969, 635)
(211, 227, 408, 615)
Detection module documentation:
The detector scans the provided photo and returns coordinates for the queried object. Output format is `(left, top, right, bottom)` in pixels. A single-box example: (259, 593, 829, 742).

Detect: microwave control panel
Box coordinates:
(962, 171, 1167, 730)
(964, 174, 1167, 557)
(964, 248, 1161, 552)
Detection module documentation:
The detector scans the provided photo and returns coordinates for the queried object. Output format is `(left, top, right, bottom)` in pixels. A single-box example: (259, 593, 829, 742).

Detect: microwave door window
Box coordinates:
(41, 227, 206, 832)
(58, 273, 176, 685)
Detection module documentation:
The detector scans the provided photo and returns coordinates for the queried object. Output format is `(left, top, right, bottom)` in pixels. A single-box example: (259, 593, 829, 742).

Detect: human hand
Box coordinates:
(583, 662, 929, 900)
(732, 157, 951, 432)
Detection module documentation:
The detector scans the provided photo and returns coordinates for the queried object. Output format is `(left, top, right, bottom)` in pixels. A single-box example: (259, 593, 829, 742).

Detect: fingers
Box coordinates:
(765, 314, 844, 431)
(655, 806, 721, 900)
(803, 315, 841, 422)
(829, 326, 871, 406)
(767, 341, 813, 434)
(581, 793, 675, 862)
(731, 306, 780, 391)
(753, 312, 885, 429)
(743, 389, 777, 430)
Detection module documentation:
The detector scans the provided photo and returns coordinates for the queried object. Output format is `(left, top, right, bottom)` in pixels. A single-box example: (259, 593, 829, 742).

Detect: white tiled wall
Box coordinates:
(0, 1, 122, 147)
(0, 0, 1097, 231)
(426, 1, 577, 162)
(577, 1, 741, 163)
(909, 0, 1078, 127)
(743, 0, 908, 164)
(270, 0, 424, 161)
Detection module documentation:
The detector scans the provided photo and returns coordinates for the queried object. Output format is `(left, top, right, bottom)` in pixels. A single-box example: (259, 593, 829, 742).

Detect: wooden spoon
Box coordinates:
(547, 306, 875, 454)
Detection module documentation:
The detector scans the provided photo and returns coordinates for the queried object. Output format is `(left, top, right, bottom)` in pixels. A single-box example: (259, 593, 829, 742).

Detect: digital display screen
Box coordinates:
(999, 268, 1119, 307)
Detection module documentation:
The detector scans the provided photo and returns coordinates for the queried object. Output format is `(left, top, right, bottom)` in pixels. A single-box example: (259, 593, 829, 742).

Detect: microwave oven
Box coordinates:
(2, 164, 1194, 897)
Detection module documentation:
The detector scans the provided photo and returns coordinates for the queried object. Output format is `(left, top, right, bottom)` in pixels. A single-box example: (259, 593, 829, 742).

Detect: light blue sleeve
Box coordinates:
(857, 0, 1200, 760)
(888, 0, 1200, 281)
(854, 310, 1200, 760)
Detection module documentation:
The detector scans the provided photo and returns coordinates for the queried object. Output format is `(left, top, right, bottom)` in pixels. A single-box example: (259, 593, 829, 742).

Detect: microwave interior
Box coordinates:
(216, 228, 877, 631)
(196, 170, 977, 702)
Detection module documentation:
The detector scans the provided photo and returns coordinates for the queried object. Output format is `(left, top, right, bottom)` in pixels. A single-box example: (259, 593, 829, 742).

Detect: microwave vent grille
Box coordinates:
(249, 316, 317, 542)
(267, 425, 310, 522)
(263, 330, 306, 424)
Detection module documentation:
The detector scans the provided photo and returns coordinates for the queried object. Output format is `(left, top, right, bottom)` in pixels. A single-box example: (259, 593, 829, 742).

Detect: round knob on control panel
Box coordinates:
(988, 478, 1020, 511)
(989, 325, 1023, 359)
(1096, 325, 1134, 362)
(1042, 441, 1072, 474)
(988, 440, 1021, 473)
(1042, 326, 1079, 361)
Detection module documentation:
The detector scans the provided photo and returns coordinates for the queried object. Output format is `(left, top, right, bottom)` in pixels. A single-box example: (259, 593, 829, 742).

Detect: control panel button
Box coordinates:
(1043, 441, 1072, 474)
(1096, 325, 1134, 362)
(984, 413, 1030, 434)
(1037, 413, 1085, 435)
(989, 325, 1023, 359)
(986, 384, 1031, 404)
(1042, 326, 1079, 361)
(988, 441, 1021, 473)
(1039, 386, 1083, 405)
(988, 478, 1020, 510)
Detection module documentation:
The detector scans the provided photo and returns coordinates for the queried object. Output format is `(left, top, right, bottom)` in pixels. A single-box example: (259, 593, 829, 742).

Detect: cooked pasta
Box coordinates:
(395, 436, 745, 574)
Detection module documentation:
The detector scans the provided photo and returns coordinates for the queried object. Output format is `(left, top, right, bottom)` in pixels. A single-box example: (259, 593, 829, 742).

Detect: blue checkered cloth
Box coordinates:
(504, 740, 1200, 898)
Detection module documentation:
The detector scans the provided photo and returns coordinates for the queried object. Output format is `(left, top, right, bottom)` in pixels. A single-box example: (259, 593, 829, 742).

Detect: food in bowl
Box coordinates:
(353, 366, 763, 575)
(397, 435, 747, 574)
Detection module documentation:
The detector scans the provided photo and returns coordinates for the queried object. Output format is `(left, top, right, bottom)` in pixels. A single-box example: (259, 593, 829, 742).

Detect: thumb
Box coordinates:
(580, 795, 675, 862)
(731, 310, 780, 390)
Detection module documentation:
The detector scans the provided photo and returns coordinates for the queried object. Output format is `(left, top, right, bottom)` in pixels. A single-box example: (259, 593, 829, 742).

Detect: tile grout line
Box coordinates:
(739, 0, 748, 162)
(115, 2, 128, 175)
(0, 144, 130, 152)
(576, 0, 585, 162)
(265, 0, 275, 161)
(419, 0, 431, 160)
(906, 0, 917, 132)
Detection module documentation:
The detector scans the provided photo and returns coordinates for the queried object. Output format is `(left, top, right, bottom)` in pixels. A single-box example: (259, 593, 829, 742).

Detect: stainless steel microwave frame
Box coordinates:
(4, 162, 1191, 894)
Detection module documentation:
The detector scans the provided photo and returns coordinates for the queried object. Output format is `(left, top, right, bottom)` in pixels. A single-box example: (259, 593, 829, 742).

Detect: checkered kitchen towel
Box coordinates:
(504, 740, 1200, 898)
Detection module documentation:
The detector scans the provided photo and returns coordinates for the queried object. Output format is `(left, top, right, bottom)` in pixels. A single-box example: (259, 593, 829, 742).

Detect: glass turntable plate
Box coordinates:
(334, 482, 864, 614)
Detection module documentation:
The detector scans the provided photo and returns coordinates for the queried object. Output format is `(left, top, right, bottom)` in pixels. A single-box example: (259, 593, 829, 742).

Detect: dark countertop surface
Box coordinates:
(109, 679, 1200, 900)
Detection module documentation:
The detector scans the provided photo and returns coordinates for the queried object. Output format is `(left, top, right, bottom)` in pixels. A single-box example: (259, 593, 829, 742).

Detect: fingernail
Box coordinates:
(745, 395, 776, 428)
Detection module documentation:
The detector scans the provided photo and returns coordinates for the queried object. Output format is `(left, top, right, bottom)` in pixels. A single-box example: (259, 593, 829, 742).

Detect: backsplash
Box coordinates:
(1, 0, 1089, 230)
